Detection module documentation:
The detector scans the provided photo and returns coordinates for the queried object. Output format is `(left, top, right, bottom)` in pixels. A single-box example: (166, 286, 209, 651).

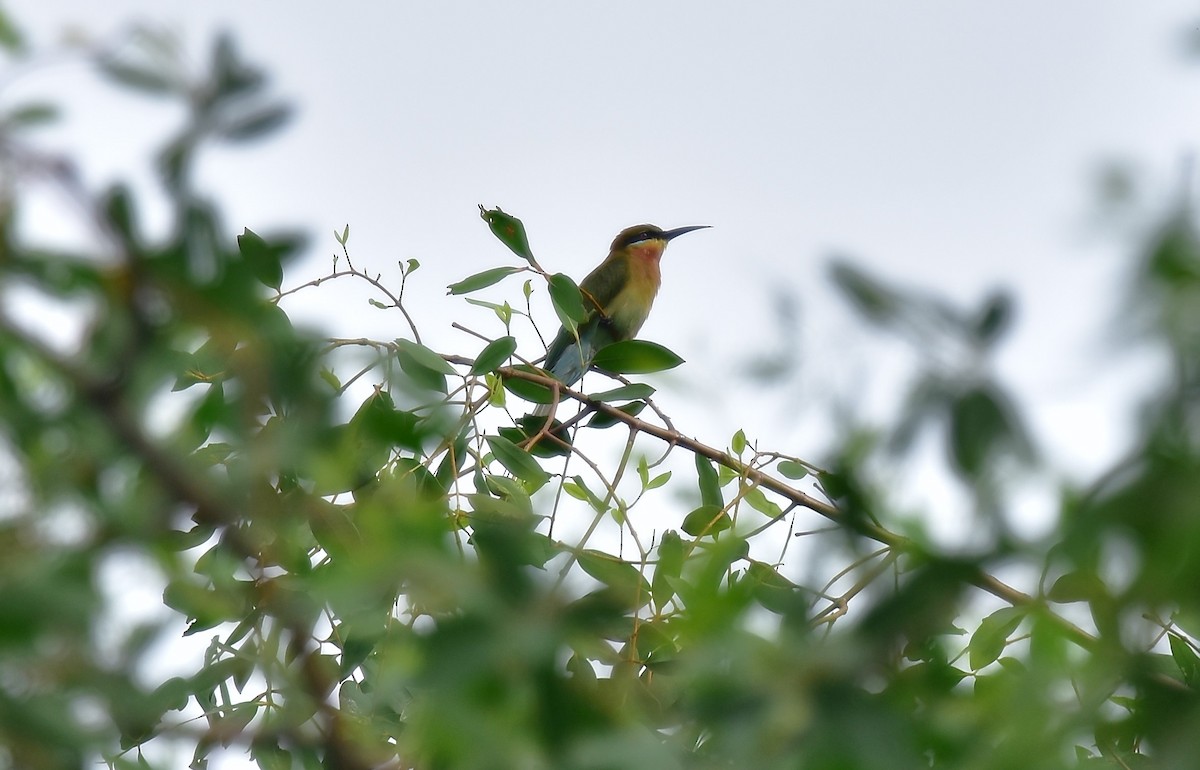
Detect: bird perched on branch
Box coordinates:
(536, 223, 709, 413)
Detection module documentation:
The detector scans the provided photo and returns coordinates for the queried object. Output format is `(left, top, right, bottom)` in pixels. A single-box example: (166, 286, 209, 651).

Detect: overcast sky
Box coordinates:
(12, 0, 1198, 515)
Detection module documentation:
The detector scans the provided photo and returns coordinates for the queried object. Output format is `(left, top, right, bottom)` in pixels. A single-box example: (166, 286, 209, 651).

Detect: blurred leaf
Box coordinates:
(218, 103, 293, 142)
(236, 227, 283, 290)
(829, 259, 901, 325)
(592, 340, 684, 375)
(731, 429, 746, 455)
(0, 8, 24, 52)
(578, 550, 650, 603)
(1, 102, 57, 129)
(469, 336, 517, 375)
(973, 290, 1014, 347)
(96, 58, 176, 95)
(949, 385, 1028, 478)
(447, 266, 522, 295)
(479, 206, 535, 263)
(1047, 570, 1107, 604)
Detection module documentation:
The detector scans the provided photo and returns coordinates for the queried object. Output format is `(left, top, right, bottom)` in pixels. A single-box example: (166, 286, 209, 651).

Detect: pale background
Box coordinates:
(6, 2, 1199, 766)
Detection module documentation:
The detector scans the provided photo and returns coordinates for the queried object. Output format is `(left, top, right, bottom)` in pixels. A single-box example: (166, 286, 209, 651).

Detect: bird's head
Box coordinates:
(610, 224, 710, 262)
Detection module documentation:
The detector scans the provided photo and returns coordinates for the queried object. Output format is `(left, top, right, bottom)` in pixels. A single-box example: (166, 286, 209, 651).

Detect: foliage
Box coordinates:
(2, 14, 1200, 770)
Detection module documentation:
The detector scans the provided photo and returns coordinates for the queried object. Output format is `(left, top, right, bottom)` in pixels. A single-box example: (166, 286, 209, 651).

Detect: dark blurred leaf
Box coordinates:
(1, 102, 57, 129)
(592, 340, 684, 375)
(1047, 570, 1107, 604)
(96, 58, 176, 95)
(447, 266, 522, 295)
(0, 8, 24, 52)
(479, 206, 535, 263)
(469, 336, 517, 375)
(949, 385, 1026, 478)
(829, 259, 901, 325)
(218, 104, 293, 143)
(973, 290, 1014, 347)
(236, 227, 283, 290)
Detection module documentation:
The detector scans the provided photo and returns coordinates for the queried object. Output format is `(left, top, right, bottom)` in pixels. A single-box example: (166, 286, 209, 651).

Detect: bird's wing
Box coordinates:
(577, 255, 629, 319)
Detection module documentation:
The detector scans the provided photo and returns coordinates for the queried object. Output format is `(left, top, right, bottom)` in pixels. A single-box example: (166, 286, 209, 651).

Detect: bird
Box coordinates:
(535, 223, 709, 414)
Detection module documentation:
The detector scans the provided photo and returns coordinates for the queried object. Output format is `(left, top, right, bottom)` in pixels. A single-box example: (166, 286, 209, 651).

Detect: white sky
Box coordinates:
(6, 2, 1198, 767)
(6, 0, 1196, 537)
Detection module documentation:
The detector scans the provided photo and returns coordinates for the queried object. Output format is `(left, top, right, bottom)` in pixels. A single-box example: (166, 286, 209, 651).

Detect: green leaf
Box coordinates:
(479, 206, 536, 263)
(218, 103, 293, 142)
(351, 390, 423, 451)
(335, 223, 350, 244)
(829, 260, 902, 326)
(501, 365, 555, 404)
(588, 383, 655, 403)
(485, 435, 549, 491)
(470, 336, 517, 375)
(682, 505, 730, 537)
(777, 460, 809, 480)
(731, 429, 747, 455)
(0, 8, 25, 52)
(1, 102, 58, 130)
(237, 227, 283, 290)
(318, 367, 341, 392)
(578, 550, 650, 601)
(585, 401, 645, 428)
(745, 560, 805, 615)
(973, 290, 1013, 347)
(395, 339, 454, 393)
(97, 58, 177, 95)
(1168, 633, 1200, 688)
(968, 607, 1025, 671)
(549, 273, 588, 325)
(447, 266, 522, 295)
(652, 530, 685, 609)
(695, 454, 723, 508)
(564, 475, 607, 513)
(646, 471, 672, 490)
(592, 340, 684, 375)
(742, 486, 783, 518)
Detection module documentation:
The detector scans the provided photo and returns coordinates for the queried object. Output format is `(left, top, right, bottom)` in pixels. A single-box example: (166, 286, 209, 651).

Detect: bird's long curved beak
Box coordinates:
(661, 225, 711, 241)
